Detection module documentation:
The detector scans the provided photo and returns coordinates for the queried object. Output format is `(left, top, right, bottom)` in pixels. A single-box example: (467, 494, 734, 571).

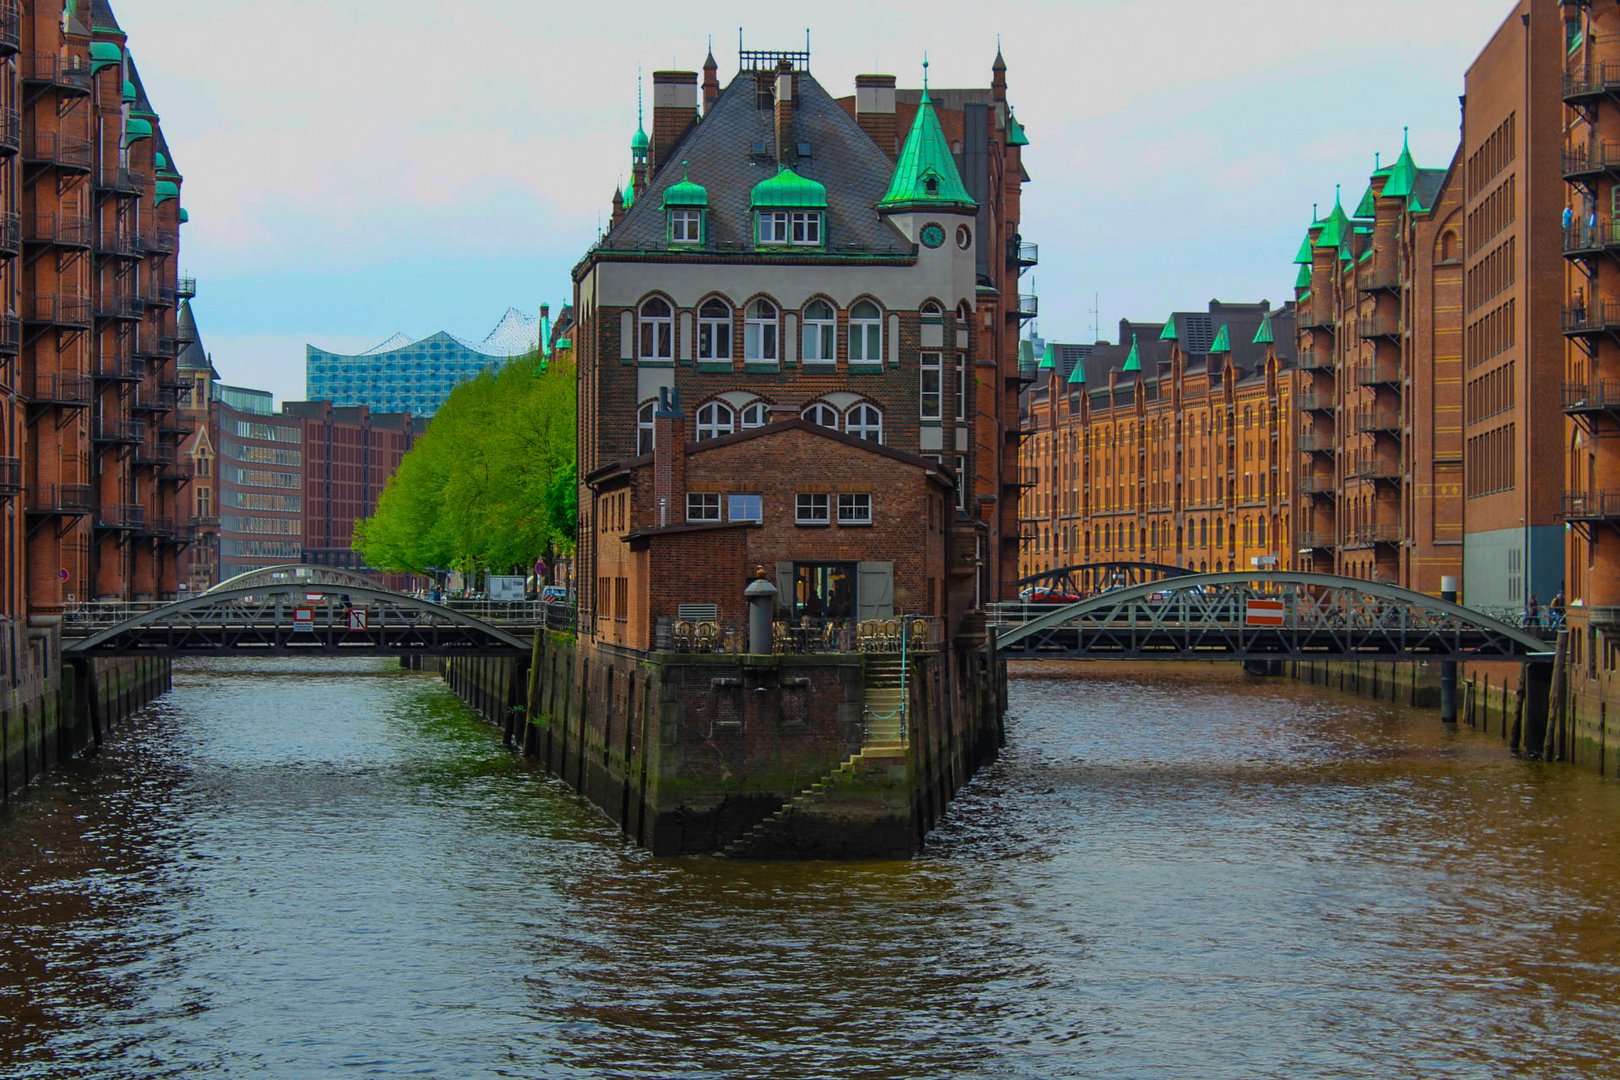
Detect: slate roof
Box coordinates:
(176, 299, 212, 373)
(86, 0, 122, 32)
(600, 71, 912, 257)
(1047, 302, 1297, 394)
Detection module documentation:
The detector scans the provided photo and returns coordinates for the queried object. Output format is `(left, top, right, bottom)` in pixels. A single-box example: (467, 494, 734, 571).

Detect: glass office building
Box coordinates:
(305, 308, 539, 416)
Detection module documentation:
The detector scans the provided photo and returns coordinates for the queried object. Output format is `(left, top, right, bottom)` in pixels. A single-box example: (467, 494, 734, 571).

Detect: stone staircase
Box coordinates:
(720, 658, 911, 859)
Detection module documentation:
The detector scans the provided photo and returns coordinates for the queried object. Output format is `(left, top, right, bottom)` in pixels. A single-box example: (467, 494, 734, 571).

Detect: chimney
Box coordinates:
(855, 74, 897, 158)
(652, 387, 686, 527)
(702, 50, 720, 114)
(774, 59, 796, 167)
(651, 70, 699, 176)
(609, 185, 625, 230)
(991, 48, 1007, 102)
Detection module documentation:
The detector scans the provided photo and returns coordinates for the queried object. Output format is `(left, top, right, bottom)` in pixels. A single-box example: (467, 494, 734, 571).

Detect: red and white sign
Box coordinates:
(292, 605, 315, 633)
(347, 607, 368, 631)
(305, 593, 325, 602)
(1245, 598, 1287, 627)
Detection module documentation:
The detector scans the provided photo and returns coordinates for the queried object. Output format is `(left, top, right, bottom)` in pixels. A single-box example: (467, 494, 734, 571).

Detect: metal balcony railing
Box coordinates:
(1346, 453, 1401, 482)
(94, 167, 146, 198)
(1565, 61, 1620, 103)
(1014, 294, 1038, 320)
(1357, 313, 1402, 339)
(21, 54, 92, 94)
(1297, 391, 1334, 412)
(1357, 262, 1400, 292)
(0, 454, 20, 496)
(163, 461, 195, 484)
(91, 418, 146, 444)
(91, 352, 141, 382)
(1298, 309, 1335, 331)
(159, 412, 196, 437)
(95, 504, 145, 531)
(133, 438, 168, 467)
(0, 4, 19, 57)
(1354, 361, 1401, 387)
(23, 212, 92, 249)
(1349, 523, 1402, 547)
(1563, 380, 1620, 413)
(25, 483, 92, 515)
(1297, 475, 1335, 496)
(1563, 300, 1620, 336)
(0, 106, 19, 156)
(1010, 240, 1038, 270)
(189, 511, 219, 528)
(93, 293, 145, 322)
(1563, 490, 1620, 522)
(1297, 532, 1335, 550)
(132, 388, 176, 414)
(1297, 432, 1335, 454)
(1563, 216, 1620, 256)
(0, 315, 18, 356)
(0, 211, 18, 257)
(178, 276, 197, 299)
(1296, 347, 1333, 371)
(141, 232, 177, 255)
(22, 131, 93, 171)
(1353, 408, 1402, 434)
(21, 370, 91, 406)
(1562, 141, 1620, 182)
(94, 230, 144, 259)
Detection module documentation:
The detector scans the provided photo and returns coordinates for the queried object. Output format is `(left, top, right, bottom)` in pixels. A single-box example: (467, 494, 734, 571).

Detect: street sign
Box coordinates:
(347, 607, 368, 631)
(1245, 598, 1286, 627)
(292, 606, 315, 634)
(305, 593, 325, 602)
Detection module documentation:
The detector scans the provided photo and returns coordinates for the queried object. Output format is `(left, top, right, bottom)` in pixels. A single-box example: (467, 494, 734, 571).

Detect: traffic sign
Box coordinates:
(1245, 598, 1286, 627)
(347, 607, 368, 631)
(292, 606, 315, 633)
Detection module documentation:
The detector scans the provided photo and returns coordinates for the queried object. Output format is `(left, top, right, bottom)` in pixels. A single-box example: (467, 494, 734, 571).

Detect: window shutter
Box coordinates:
(857, 562, 895, 620)
(775, 562, 794, 615)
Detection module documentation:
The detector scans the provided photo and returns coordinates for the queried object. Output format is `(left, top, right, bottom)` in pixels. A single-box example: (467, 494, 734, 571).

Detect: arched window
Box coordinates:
(745, 299, 778, 362)
(802, 401, 839, 428)
(639, 297, 673, 361)
(802, 300, 836, 364)
(697, 298, 731, 362)
(845, 402, 883, 442)
(956, 300, 973, 324)
(739, 400, 770, 429)
(637, 399, 656, 455)
(849, 300, 882, 364)
(695, 400, 735, 441)
(1259, 517, 1269, 546)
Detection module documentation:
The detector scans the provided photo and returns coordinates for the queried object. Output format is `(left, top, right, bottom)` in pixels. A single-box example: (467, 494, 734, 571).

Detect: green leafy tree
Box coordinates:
(354, 351, 576, 575)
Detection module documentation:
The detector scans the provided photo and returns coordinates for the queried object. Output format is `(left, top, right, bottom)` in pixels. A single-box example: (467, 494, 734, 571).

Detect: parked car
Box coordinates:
(1018, 586, 1085, 605)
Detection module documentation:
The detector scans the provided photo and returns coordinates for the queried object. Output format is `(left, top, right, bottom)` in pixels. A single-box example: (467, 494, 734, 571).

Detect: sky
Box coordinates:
(117, 0, 1522, 405)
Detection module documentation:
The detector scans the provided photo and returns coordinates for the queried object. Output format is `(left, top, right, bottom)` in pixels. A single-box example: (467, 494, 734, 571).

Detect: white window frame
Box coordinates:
(670, 208, 702, 244)
(837, 493, 872, 525)
(795, 492, 830, 525)
(695, 400, 736, 441)
(802, 300, 836, 364)
(758, 211, 790, 244)
(955, 454, 968, 510)
(802, 402, 839, 429)
(638, 297, 673, 361)
(739, 401, 770, 429)
(728, 493, 763, 522)
(955, 353, 968, 421)
(744, 299, 779, 362)
(790, 211, 822, 246)
(697, 298, 731, 361)
(845, 402, 883, 443)
(637, 399, 656, 455)
(920, 352, 942, 421)
(849, 301, 882, 364)
(686, 492, 721, 522)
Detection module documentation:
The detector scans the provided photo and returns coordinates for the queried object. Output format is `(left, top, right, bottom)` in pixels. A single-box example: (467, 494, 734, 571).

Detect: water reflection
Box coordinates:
(0, 658, 1615, 1078)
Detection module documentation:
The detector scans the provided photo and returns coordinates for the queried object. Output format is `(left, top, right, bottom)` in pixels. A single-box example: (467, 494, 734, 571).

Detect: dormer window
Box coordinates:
(750, 166, 828, 251)
(670, 208, 702, 244)
(791, 211, 821, 245)
(661, 163, 709, 247)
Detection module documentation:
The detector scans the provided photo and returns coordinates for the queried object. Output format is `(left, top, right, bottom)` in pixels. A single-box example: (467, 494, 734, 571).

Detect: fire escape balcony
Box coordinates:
(136, 332, 177, 360)
(94, 503, 144, 531)
(1346, 452, 1401, 484)
(23, 212, 92, 250)
(94, 166, 146, 199)
(91, 351, 141, 382)
(1356, 313, 1402, 341)
(141, 515, 176, 540)
(1563, 379, 1620, 422)
(1297, 474, 1335, 497)
(20, 54, 92, 96)
(1563, 490, 1620, 525)
(92, 293, 145, 323)
(0, 315, 18, 357)
(1354, 361, 1401, 388)
(0, 211, 18, 258)
(1297, 531, 1335, 551)
(178, 276, 198, 299)
(1562, 141, 1620, 185)
(0, 454, 20, 497)
(133, 436, 169, 468)
(1356, 261, 1400, 293)
(1563, 217, 1620, 273)
(1297, 431, 1336, 454)
(0, 4, 19, 58)
(21, 131, 93, 173)
(1298, 309, 1335, 332)
(141, 231, 177, 256)
(91, 418, 146, 445)
(1563, 300, 1620, 341)
(21, 371, 91, 407)
(1565, 61, 1620, 112)
(1296, 347, 1334, 372)
(132, 388, 176, 414)
(148, 284, 177, 308)
(1012, 294, 1038, 321)
(25, 483, 92, 517)
(94, 229, 145, 260)
(159, 411, 196, 437)
(161, 460, 195, 485)
(1347, 523, 1402, 549)
(0, 106, 19, 157)
(1297, 391, 1334, 413)
(1008, 239, 1038, 273)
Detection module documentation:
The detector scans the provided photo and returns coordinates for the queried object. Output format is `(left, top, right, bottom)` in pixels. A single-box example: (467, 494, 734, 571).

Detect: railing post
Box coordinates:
(1440, 575, 1458, 725)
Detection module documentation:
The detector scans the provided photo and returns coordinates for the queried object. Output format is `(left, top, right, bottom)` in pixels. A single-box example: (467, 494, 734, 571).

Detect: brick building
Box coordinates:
(1017, 301, 1298, 582)
(1291, 134, 1466, 594)
(213, 386, 302, 583)
(176, 291, 217, 592)
(0, 0, 191, 632)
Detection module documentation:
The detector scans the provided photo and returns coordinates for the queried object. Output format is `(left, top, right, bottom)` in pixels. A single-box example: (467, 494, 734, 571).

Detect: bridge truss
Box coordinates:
(204, 563, 386, 595)
(992, 572, 1553, 663)
(1016, 560, 1193, 597)
(64, 583, 530, 658)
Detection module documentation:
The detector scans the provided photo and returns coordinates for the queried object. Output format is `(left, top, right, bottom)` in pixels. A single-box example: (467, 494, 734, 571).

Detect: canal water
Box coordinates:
(1, 658, 1618, 1078)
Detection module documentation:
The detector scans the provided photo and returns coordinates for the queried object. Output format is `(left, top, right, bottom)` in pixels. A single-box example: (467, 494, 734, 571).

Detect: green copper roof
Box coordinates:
(1006, 111, 1029, 147)
(1382, 129, 1418, 200)
(178, 208, 189, 224)
(1294, 231, 1315, 265)
(631, 124, 648, 152)
(662, 163, 708, 207)
(1296, 264, 1311, 289)
(154, 151, 167, 170)
(1354, 184, 1377, 219)
(1019, 339, 1035, 369)
(125, 117, 152, 143)
(1159, 316, 1178, 342)
(1122, 334, 1141, 373)
(1313, 189, 1350, 250)
(878, 72, 976, 212)
(752, 166, 828, 209)
(1067, 354, 1086, 385)
(89, 41, 121, 73)
(624, 171, 636, 210)
(1038, 343, 1056, 370)
(1209, 325, 1231, 354)
(154, 180, 179, 206)
(1253, 313, 1274, 346)
(122, 79, 136, 103)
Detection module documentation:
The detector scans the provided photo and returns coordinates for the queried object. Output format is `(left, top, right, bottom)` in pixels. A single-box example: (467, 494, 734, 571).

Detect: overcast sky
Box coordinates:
(119, 0, 1519, 404)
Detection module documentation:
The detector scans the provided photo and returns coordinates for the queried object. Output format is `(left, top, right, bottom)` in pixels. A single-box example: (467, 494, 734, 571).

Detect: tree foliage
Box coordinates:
(353, 352, 576, 574)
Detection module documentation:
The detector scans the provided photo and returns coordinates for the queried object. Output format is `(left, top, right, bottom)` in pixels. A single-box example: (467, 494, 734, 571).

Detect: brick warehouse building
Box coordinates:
(0, 0, 190, 639)
(1017, 301, 1299, 582)
(549, 46, 1007, 856)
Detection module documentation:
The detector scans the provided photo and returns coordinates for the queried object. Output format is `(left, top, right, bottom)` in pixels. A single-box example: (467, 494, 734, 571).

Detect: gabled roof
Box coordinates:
(599, 71, 911, 257)
(1408, 167, 1447, 213)
(878, 74, 976, 212)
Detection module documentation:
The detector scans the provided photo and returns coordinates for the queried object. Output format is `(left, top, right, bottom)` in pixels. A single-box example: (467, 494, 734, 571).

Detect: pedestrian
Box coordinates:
(1574, 286, 1587, 324)
(1526, 592, 1540, 628)
(1550, 587, 1566, 628)
(1564, 203, 1574, 243)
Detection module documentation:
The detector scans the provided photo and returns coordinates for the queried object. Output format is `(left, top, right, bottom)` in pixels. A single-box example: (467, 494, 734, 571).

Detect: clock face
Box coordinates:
(920, 223, 946, 249)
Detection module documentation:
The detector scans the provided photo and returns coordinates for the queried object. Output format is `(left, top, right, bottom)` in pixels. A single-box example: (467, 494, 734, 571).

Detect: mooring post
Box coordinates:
(1440, 575, 1458, 725)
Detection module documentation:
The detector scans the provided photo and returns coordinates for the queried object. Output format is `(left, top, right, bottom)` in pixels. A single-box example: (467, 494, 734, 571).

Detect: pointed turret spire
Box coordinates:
(1252, 313, 1274, 346)
(992, 39, 1007, 100)
(1038, 343, 1056, 371)
(1382, 126, 1418, 199)
(878, 60, 976, 212)
(1066, 350, 1086, 386)
(1122, 333, 1141, 373)
(1159, 315, 1178, 342)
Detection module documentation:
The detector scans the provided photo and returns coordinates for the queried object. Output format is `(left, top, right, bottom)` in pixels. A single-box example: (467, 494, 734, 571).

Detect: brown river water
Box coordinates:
(0, 657, 1617, 1078)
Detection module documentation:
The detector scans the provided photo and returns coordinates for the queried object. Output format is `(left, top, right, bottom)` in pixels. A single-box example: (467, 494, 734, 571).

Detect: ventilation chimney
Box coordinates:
(652, 387, 687, 521)
(702, 50, 720, 114)
(651, 71, 699, 175)
(855, 74, 897, 158)
(774, 59, 796, 167)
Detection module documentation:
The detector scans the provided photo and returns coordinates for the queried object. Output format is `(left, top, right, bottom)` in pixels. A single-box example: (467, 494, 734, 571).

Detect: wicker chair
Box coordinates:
(672, 620, 694, 651)
(695, 621, 719, 652)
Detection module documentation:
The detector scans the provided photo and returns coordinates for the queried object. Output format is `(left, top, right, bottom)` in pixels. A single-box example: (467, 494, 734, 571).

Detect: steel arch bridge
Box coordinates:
(64, 583, 529, 658)
(1016, 561, 1194, 596)
(205, 563, 386, 595)
(991, 572, 1553, 664)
